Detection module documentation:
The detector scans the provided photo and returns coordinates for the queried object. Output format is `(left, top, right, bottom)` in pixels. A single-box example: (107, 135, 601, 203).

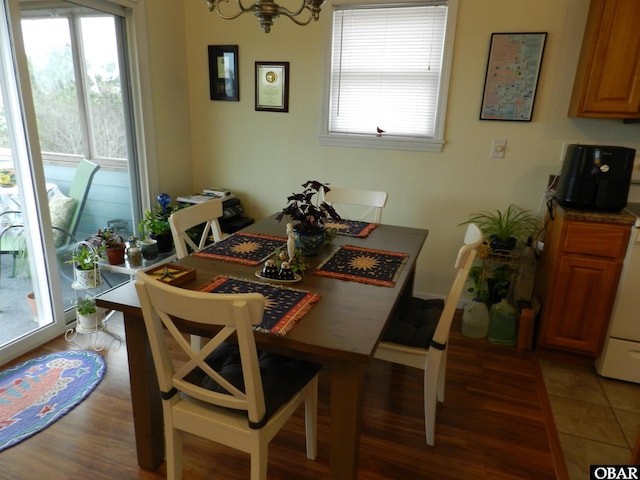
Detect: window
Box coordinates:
(319, 0, 458, 152)
(21, 11, 127, 165)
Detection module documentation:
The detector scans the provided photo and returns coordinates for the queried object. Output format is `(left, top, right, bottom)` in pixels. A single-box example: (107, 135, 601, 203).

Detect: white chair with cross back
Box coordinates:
(168, 199, 224, 259)
(135, 270, 320, 480)
(323, 187, 388, 223)
(374, 223, 483, 446)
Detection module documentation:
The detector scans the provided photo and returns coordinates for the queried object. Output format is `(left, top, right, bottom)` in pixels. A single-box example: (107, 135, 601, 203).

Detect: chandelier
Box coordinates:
(205, 0, 325, 33)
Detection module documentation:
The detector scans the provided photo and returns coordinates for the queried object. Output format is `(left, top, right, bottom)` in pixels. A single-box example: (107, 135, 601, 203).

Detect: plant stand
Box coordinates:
(65, 241, 121, 351)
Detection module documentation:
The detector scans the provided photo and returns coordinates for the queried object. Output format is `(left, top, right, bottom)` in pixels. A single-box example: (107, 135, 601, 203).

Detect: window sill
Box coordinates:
(317, 133, 444, 153)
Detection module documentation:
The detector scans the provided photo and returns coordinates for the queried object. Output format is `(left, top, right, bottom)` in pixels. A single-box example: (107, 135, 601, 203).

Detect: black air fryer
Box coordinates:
(555, 144, 636, 212)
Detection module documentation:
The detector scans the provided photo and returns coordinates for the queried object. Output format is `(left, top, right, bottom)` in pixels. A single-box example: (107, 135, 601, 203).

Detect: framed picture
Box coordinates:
(479, 32, 547, 121)
(208, 45, 239, 101)
(255, 62, 289, 112)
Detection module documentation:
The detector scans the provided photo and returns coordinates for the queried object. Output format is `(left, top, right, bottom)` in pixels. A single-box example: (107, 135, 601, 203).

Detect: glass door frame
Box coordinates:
(0, 0, 155, 364)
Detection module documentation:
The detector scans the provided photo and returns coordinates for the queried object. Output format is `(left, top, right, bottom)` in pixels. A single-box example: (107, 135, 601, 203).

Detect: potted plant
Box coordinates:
(461, 204, 540, 253)
(76, 295, 101, 330)
(66, 242, 104, 288)
(138, 194, 178, 253)
(88, 228, 126, 265)
(275, 180, 341, 255)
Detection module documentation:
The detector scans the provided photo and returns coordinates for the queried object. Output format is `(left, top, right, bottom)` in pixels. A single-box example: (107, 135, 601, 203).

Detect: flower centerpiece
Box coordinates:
(276, 180, 341, 255)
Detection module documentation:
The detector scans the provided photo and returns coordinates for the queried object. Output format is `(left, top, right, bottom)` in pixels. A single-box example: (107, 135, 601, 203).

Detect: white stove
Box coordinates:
(595, 202, 640, 383)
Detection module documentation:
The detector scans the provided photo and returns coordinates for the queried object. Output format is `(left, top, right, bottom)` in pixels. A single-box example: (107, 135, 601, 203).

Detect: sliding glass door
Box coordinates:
(0, 0, 60, 359)
(0, 0, 146, 363)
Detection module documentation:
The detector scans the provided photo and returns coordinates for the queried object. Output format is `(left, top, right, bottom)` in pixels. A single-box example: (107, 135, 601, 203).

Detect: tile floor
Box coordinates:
(539, 356, 640, 479)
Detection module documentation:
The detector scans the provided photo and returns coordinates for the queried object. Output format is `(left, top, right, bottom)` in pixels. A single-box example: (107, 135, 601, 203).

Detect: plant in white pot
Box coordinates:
(76, 296, 102, 330)
(66, 242, 104, 289)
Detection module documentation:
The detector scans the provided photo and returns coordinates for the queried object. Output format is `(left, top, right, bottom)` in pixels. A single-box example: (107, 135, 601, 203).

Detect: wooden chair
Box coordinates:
(135, 270, 320, 480)
(323, 187, 388, 223)
(168, 199, 224, 259)
(374, 223, 483, 446)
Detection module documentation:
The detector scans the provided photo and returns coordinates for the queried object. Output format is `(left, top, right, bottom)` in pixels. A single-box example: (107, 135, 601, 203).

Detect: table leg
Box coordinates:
(122, 312, 165, 470)
(330, 361, 365, 479)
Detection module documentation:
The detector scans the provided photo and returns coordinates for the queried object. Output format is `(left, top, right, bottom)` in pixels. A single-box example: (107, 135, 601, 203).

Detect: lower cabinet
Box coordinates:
(535, 204, 632, 355)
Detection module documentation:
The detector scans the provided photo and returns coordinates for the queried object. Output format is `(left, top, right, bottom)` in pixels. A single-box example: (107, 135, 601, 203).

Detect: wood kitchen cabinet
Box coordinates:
(534, 203, 633, 355)
(568, 0, 640, 119)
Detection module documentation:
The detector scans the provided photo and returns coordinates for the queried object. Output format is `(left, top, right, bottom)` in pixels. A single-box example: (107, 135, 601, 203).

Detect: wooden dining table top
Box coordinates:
(99, 214, 428, 364)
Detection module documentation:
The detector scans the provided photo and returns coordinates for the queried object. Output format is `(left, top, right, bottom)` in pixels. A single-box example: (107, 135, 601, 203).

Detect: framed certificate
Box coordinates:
(208, 45, 239, 101)
(255, 62, 289, 112)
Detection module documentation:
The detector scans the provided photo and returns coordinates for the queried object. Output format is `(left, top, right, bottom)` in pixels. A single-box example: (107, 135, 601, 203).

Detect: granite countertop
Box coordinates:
(555, 201, 636, 226)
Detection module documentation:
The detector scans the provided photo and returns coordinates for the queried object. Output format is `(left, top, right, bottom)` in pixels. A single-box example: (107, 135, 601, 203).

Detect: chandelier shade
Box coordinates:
(205, 0, 325, 33)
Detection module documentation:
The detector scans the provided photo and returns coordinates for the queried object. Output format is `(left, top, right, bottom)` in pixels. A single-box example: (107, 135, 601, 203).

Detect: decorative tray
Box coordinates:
(146, 263, 196, 286)
(255, 271, 302, 284)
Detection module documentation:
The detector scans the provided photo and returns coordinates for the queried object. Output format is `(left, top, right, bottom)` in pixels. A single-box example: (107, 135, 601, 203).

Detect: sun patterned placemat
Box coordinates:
(324, 219, 379, 238)
(193, 232, 287, 266)
(314, 245, 409, 287)
(201, 276, 320, 336)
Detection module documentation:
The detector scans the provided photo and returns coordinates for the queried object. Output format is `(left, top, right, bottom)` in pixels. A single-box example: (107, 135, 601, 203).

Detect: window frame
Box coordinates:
(318, 0, 458, 152)
(20, 9, 128, 167)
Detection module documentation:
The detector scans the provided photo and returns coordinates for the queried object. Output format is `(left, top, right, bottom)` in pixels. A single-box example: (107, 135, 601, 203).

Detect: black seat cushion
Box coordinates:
(382, 297, 444, 348)
(187, 343, 321, 429)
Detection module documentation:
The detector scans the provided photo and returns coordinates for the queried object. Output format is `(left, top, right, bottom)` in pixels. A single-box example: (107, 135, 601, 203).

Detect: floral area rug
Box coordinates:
(0, 350, 105, 451)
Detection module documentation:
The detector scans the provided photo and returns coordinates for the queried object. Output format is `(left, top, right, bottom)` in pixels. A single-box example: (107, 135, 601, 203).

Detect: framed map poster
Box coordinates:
(480, 32, 547, 121)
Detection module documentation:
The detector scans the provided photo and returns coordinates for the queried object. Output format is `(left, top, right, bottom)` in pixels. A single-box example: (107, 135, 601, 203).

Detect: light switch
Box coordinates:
(491, 138, 507, 158)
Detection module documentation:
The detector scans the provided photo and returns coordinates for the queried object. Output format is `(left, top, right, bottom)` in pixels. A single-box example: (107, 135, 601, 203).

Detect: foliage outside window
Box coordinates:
(319, 0, 458, 152)
(21, 13, 126, 162)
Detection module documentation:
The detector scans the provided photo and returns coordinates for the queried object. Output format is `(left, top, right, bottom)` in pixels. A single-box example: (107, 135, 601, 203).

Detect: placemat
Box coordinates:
(201, 276, 320, 336)
(324, 219, 379, 238)
(314, 245, 409, 287)
(193, 232, 287, 266)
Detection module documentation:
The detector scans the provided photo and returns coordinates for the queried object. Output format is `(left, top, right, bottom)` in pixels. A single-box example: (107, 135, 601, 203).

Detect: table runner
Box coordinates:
(324, 219, 379, 238)
(314, 244, 409, 287)
(193, 232, 287, 266)
(201, 275, 320, 335)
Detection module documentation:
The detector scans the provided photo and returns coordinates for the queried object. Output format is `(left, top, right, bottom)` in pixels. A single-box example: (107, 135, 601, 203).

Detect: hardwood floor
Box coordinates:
(0, 313, 567, 480)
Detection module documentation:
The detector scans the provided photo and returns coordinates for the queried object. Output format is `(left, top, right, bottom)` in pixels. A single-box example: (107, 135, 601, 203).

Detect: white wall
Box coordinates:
(166, 0, 640, 296)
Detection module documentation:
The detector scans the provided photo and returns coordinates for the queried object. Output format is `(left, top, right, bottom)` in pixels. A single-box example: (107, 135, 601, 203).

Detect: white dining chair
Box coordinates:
(323, 187, 388, 223)
(169, 199, 225, 350)
(135, 270, 320, 480)
(168, 199, 224, 259)
(374, 223, 483, 446)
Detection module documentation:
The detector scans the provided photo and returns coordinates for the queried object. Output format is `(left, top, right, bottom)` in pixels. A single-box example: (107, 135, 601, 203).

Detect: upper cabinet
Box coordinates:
(569, 0, 640, 119)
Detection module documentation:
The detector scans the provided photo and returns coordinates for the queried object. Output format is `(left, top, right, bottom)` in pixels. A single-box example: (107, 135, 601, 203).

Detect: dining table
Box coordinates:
(96, 213, 428, 479)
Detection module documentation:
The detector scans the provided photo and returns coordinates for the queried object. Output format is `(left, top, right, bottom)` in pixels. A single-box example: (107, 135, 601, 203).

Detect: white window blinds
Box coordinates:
(328, 2, 448, 140)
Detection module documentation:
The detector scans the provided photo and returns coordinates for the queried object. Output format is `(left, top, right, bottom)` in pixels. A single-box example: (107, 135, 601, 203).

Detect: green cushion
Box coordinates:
(49, 193, 77, 247)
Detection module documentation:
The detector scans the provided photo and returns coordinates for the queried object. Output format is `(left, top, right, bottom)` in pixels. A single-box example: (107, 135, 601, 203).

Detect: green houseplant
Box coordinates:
(66, 242, 104, 289)
(76, 295, 101, 330)
(87, 228, 126, 265)
(462, 204, 540, 253)
(276, 180, 341, 255)
(138, 196, 179, 253)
